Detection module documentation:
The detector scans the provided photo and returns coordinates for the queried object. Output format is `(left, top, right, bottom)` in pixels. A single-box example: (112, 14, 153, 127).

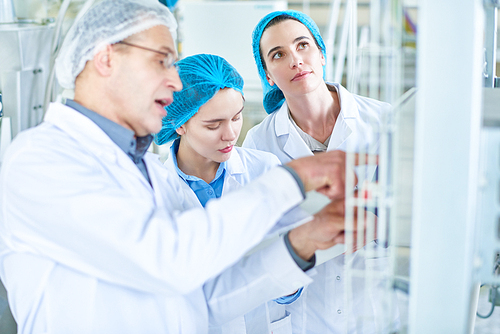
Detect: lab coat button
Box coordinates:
(337, 309, 342, 314)
(208, 190, 213, 195)
(336, 276, 341, 280)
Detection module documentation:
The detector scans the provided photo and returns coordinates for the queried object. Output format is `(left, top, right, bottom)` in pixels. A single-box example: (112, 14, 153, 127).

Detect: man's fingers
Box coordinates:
(286, 150, 347, 197)
(316, 182, 344, 201)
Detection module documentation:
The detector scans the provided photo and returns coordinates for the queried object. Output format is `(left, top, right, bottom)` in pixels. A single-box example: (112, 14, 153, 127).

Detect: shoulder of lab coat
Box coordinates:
(0, 102, 304, 296)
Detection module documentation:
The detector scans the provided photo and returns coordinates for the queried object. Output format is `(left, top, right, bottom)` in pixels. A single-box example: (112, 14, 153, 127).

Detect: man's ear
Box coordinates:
(266, 72, 275, 86)
(93, 44, 114, 77)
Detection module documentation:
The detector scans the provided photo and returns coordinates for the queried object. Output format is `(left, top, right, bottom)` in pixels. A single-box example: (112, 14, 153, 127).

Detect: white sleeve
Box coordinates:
(204, 236, 313, 327)
(0, 137, 304, 296)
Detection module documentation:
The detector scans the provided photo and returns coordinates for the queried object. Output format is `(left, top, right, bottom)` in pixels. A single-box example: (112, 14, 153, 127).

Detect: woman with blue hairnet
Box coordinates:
(156, 53, 310, 334)
(155, 54, 281, 208)
(242, 10, 399, 334)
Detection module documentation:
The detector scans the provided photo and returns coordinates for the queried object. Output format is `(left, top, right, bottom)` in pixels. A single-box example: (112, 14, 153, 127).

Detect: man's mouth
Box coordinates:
(155, 99, 170, 107)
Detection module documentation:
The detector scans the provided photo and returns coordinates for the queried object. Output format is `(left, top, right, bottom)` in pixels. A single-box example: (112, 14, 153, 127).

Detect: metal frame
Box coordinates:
(409, 0, 484, 332)
(483, 4, 498, 88)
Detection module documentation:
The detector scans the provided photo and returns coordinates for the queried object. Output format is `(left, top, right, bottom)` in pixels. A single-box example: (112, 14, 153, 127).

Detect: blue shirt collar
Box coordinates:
(170, 138, 226, 184)
(65, 99, 153, 163)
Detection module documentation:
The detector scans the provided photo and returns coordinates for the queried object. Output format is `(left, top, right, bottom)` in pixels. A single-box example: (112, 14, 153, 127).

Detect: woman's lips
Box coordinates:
(219, 145, 233, 153)
(292, 71, 311, 81)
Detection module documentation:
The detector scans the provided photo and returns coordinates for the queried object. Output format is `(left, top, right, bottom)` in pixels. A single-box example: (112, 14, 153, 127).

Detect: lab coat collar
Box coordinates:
(44, 102, 117, 152)
(164, 147, 246, 208)
(327, 83, 355, 150)
(144, 152, 171, 205)
(273, 102, 313, 160)
(221, 148, 245, 193)
(225, 147, 245, 175)
(274, 100, 292, 137)
(332, 83, 359, 119)
(272, 83, 358, 156)
(44, 103, 154, 191)
(164, 155, 204, 209)
(168, 138, 227, 184)
(165, 145, 246, 180)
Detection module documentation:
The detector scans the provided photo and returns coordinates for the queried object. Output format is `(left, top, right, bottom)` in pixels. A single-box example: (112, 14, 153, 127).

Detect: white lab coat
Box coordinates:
(243, 83, 399, 333)
(165, 146, 307, 334)
(0, 102, 314, 334)
(242, 83, 384, 163)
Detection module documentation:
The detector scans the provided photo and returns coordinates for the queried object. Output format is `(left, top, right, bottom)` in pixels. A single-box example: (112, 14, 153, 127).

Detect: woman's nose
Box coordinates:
(289, 52, 303, 69)
(222, 124, 237, 141)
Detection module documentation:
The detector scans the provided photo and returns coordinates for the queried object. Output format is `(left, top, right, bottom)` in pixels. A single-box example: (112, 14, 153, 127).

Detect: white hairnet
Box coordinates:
(55, 0, 177, 89)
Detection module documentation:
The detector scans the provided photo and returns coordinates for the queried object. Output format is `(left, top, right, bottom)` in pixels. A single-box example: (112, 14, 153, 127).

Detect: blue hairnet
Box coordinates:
(252, 10, 326, 114)
(155, 54, 244, 145)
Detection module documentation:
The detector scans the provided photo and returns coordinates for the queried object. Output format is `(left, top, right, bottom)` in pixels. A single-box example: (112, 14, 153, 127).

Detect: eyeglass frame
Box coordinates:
(116, 41, 178, 70)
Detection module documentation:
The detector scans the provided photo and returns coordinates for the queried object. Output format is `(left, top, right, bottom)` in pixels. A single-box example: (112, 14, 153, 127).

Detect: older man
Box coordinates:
(0, 1, 357, 333)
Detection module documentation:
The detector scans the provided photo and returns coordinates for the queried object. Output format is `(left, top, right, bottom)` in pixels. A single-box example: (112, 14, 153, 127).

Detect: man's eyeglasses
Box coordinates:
(116, 41, 178, 70)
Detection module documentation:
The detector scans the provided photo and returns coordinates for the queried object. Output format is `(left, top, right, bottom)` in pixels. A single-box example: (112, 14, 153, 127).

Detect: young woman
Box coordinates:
(155, 53, 308, 334)
(243, 10, 398, 334)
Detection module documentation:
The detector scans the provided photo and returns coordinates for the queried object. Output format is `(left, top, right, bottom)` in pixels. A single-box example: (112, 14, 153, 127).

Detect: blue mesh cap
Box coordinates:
(154, 54, 244, 145)
(252, 10, 326, 114)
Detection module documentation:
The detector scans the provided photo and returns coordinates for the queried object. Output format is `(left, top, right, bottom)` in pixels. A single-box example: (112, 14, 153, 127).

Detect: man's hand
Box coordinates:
(288, 199, 345, 261)
(286, 150, 350, 201)
(286, 151, 378, 201)
(288, 195, 378, 261)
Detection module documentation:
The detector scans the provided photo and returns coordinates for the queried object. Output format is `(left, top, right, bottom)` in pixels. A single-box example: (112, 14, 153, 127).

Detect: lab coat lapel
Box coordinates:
(222, 148, 245, 194)
(144, 153, 172, 207)
(327, 83, 356, 151)
(274, 102, 313, 160)
(113, 147, 154, 191)
(164, 155, 203, 209)
(45, 103, 117, 156)
(45, 103, 154, 195)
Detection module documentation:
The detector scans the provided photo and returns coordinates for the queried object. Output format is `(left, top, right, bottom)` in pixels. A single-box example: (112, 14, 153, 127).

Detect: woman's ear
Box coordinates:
(176, 125, 186, 136)
(320, 51, 326, 66)
(93, 44, 114, 77)
(266, 72, 275, 86)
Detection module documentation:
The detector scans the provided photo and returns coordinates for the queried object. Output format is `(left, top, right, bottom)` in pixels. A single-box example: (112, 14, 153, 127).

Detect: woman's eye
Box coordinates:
(272, 52, 283, 60)
(207, 125, 220, 130)
(232, 115, 241, 122)
(298, 42, 308, 50)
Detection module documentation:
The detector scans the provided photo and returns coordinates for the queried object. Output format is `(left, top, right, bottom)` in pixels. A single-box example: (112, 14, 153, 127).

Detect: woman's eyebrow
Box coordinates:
(294, 36, 310, 44)
(202, 118, 225, 123)
(202, 108, 243, 123)
(267, 45, 282, 57)
(234, 107, 244, 117)
(266, 36, 310, 57)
